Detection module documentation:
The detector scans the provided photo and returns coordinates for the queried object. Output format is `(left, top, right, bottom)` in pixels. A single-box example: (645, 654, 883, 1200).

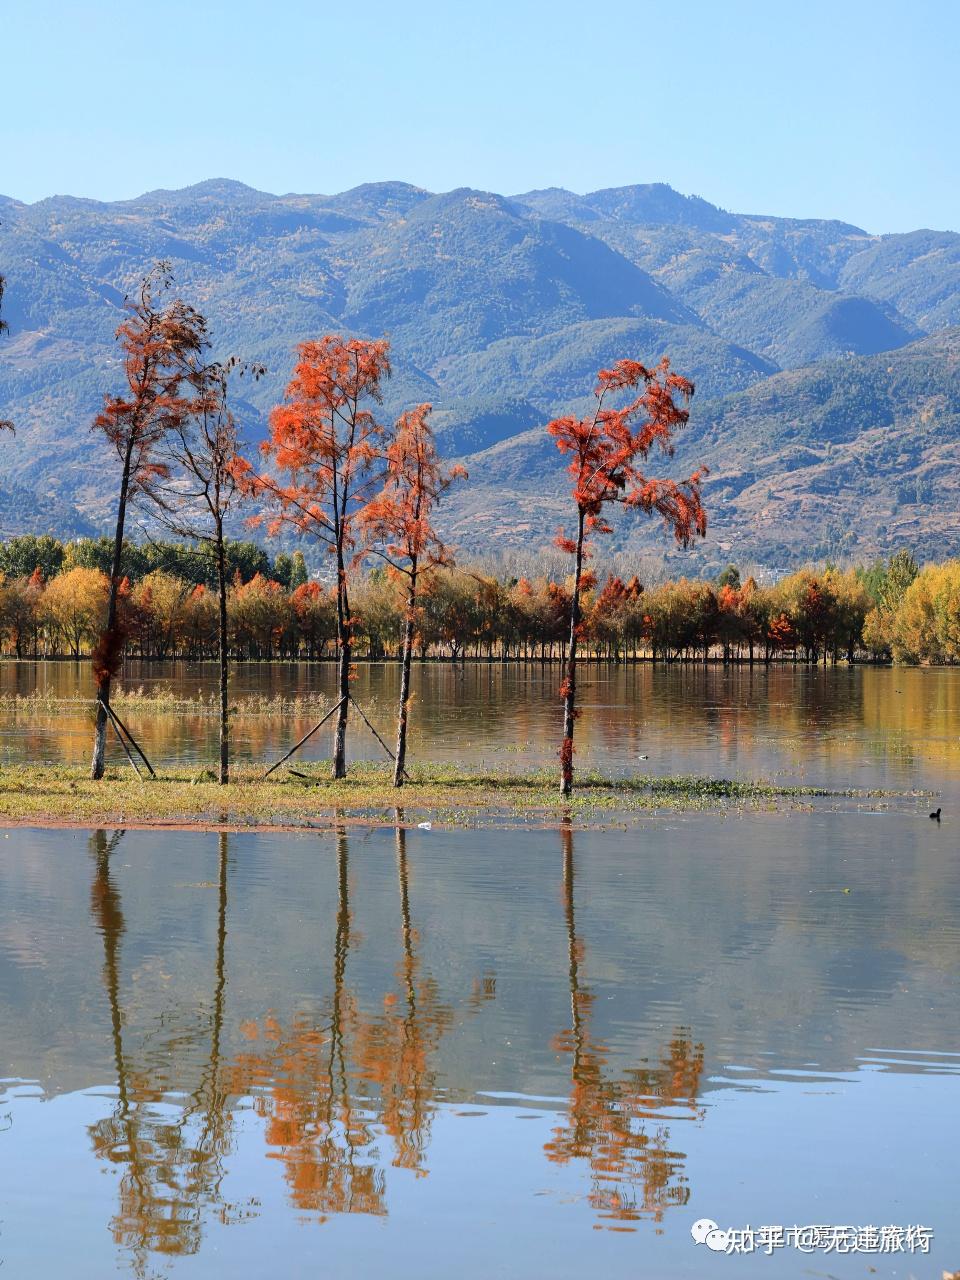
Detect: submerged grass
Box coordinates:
(0, 760, 920, 832)
(0, 687, 340, 718)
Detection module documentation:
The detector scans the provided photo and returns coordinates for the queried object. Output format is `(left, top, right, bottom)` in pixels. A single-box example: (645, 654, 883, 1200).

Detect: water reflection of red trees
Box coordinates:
(86, 820, 702, 1277)
(88, 829, 240, 1275)
(226, 821, 495, 1216)
(546, 825, 705, 1229)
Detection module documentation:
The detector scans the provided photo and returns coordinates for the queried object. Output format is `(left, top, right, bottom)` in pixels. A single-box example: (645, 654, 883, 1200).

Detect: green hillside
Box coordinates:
(0, 177, 958, 566)
(439, 330, 960, 572)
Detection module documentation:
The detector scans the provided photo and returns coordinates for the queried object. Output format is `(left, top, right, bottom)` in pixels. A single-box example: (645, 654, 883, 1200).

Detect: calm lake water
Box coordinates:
(3, 660, 960, 798)
(1, 815, 959, 1278)
(1, 665, 959, 1276)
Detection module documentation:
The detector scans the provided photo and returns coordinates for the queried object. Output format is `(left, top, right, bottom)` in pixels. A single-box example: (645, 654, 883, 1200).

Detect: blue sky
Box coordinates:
(2, 0, 956, 232)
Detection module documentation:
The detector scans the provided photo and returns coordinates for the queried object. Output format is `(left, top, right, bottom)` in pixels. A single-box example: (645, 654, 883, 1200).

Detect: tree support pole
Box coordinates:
(98, 699, 156, 778)
(260, 697, 347, 780)
(349, 694, 412, 782)
(102, 704, 144, 780)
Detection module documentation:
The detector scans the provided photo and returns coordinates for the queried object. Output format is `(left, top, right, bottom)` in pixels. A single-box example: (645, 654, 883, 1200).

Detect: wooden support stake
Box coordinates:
(349, 695, 412, 781)
(260, 697, 347, 781)
(104, 703, 144, 780)
(100, 699, 157, 777)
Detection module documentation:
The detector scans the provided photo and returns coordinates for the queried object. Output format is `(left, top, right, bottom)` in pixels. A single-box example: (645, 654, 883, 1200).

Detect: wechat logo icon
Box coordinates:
(691, 1218, 730, 1252)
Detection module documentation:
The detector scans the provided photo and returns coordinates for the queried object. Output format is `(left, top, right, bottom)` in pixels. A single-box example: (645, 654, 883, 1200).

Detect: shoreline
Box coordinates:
(0, 764, 929, 833)
(0, 654, 899, 668)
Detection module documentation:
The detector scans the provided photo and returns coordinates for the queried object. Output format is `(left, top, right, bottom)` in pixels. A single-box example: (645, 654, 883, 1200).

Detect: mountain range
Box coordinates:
(1, 177, 959, 572)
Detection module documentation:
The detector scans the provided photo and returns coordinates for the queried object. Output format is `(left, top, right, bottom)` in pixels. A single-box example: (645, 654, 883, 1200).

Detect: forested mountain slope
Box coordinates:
(0, 177, 957, 568)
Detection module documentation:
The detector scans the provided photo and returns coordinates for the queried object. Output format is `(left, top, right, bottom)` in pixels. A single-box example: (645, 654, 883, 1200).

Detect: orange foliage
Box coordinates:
(236, 335, 391, 555)
(548, 357, 707, 548)
(767, 611, 796, 652)
(93, 264, 205, 507)
(550, 355, 706, 794)
(358, 402, 466, 585)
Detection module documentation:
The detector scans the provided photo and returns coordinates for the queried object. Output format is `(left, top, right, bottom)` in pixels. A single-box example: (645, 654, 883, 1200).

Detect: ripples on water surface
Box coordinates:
(1, 814, 958, 1277)
(4, 661, 960, 798)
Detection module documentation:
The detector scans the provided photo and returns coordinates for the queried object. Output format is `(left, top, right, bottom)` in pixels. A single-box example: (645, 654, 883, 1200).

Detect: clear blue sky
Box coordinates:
(2, 0, 956, 233)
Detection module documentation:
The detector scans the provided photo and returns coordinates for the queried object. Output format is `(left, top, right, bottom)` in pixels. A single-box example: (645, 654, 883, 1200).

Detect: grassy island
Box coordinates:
(0, 762, 918, 832)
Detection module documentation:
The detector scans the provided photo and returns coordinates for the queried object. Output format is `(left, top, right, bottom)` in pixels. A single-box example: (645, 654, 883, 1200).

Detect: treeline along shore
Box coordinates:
(0, 535, 951, 667)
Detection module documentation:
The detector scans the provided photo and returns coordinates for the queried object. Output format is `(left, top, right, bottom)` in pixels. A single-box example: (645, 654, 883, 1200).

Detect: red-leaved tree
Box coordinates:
(548, 357, 706, 797)
(359, 403, 466, 786)
(236, 336, 391, 778)
(90, 263, 205, 779)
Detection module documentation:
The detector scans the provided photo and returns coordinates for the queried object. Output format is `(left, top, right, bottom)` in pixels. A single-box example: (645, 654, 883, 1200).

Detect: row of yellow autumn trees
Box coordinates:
(0, 556, 932, 665)
(865, 560, 960, 663)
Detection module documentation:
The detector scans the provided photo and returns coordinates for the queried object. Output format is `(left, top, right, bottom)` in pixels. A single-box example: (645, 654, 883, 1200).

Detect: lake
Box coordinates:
(1, 663, 959, 1276)
(3, 660, 960, 799)
(1, 809, 958, 1278)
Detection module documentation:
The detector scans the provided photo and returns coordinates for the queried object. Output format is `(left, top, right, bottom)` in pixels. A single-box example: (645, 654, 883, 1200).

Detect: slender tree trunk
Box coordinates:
(216, 524, 229, 784)
(394, 565, 417, 788)
(332, 546, 350, 779)
(560, 509, 585, 798)
(91, 441, 133, 780)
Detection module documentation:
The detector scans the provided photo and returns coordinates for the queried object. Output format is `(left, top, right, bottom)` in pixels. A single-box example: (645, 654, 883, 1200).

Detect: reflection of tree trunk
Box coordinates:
(333, 823, 373, 1192)
(89, 829, 151, 1271)
(190, 832, 230, 1182)
(213, 833, 228, 1064)
(395, 813, 416, 1016)
(330, 822, 352, 1159)
(395, 810, 425, 1122)
(550, 823, 707, 1229)
(91, 829, 128, 1102)
(386, 808, 445, 1172)
(561, 822, 583, 1067)
(89, 828, 238, 1266)
(333, 824, 350, 1050)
